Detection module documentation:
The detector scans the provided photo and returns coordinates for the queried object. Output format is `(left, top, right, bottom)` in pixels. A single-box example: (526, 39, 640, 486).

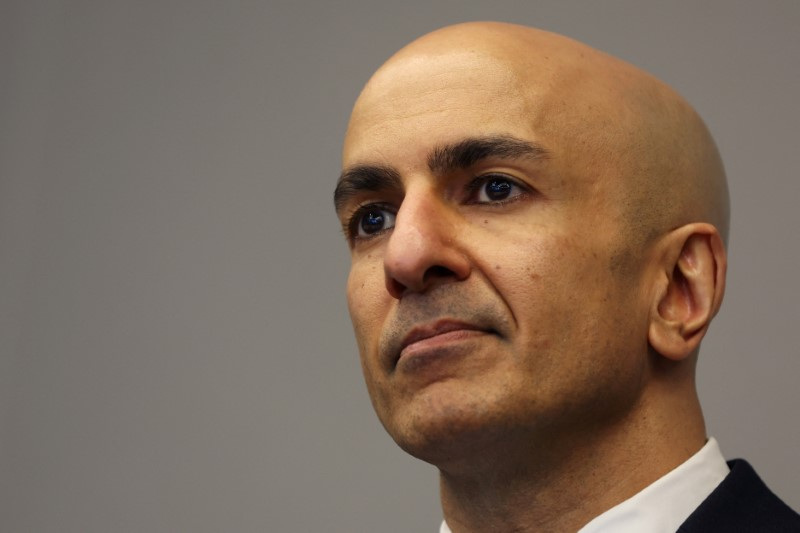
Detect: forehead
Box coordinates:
(343, 51, 540, 166)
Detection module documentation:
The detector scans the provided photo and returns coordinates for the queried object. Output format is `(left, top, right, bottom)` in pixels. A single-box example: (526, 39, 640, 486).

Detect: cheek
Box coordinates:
(346, 262, 397, 415)
(507, 236, 647, 381)
(488, 231, 626, 349)
(346, 259, 391, 359)
(479, 229, 584, 304)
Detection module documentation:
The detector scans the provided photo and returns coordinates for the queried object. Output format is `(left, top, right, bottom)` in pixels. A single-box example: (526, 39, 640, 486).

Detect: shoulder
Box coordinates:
(678, 459, 800, 532)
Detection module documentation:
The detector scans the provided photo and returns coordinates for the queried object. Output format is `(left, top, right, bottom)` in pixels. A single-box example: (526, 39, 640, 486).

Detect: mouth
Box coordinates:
(395, 320, 494, 367)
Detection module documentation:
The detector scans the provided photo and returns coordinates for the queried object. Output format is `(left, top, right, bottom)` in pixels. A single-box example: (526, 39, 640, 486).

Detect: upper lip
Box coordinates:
(397, 319, 488, 358)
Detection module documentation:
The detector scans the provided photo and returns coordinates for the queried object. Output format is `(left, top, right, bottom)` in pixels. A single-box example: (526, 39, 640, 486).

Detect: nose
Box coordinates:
(383, 190, 471, 298)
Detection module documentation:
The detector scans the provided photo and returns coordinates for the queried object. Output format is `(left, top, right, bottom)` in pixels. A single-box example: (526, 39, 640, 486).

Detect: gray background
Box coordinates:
(1, 1, 797, 531)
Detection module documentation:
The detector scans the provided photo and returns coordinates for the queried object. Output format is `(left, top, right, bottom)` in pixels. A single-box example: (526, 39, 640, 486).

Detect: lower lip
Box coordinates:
(398, 329, 487, 366)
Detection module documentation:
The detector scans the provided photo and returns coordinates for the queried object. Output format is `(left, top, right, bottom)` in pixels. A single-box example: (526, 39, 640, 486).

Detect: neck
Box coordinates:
(438, 385, 706, 532)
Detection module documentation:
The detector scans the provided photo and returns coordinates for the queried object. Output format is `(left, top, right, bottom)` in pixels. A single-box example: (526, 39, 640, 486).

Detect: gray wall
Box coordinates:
(1, 1, 797, 531)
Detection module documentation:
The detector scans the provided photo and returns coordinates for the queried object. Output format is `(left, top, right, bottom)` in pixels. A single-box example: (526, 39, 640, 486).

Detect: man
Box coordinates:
(333, 22, 800, 532)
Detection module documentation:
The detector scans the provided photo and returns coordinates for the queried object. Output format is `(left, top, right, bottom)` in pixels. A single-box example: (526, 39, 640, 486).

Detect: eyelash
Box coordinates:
(345, 173, 530, 242)
(346, 202, 397, 241)
(465, 173, 530, 205)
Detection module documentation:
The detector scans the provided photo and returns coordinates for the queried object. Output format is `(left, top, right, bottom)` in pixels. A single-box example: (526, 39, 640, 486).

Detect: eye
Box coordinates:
(470, 174, 527, 204)
(351, 204, 396, 238)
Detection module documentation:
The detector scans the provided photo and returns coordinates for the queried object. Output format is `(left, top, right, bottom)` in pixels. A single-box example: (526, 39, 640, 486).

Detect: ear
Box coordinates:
(648, 223, 727, 361)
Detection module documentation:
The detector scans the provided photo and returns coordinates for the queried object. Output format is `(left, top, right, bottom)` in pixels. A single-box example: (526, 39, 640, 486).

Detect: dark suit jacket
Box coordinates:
(677, 459, 800, 532)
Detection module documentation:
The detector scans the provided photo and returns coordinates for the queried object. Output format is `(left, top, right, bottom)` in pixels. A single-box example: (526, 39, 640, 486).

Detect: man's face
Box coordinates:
(336, 51, 654, 465)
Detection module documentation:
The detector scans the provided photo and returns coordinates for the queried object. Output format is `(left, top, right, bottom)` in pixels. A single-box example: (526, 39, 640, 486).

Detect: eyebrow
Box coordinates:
(333, 135, 549, 215)
(334, 165, 403, 215)
(427, 135, 549, 174)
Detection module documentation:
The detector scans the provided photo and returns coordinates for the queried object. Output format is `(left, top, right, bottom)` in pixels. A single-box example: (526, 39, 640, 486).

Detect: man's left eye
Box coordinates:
(472, 175, 525, 203)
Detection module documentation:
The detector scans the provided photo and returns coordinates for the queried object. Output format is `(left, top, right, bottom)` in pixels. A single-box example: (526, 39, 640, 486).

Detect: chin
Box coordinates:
(383, 387, 517, 468)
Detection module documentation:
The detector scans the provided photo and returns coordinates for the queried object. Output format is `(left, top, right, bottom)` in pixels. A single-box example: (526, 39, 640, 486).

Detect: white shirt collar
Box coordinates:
(440, 437, 729, 533)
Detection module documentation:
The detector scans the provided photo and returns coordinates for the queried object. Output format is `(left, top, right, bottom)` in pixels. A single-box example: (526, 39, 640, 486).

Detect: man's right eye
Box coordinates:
(350, 205, 397, 238)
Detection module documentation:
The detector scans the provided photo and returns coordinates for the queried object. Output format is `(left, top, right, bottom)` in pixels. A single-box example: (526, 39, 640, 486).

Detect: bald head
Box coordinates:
(338, 26, 731, 526)
(345, 21, 729, 247)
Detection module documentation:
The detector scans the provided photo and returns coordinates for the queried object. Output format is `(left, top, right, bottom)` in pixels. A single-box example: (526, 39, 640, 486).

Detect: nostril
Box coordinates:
(386, 277, 407, 299)
(423, 265, 457, 282)
(385, 266, 457, 300)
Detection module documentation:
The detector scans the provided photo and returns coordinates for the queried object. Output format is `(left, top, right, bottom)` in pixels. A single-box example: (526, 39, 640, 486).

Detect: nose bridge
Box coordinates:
(385, 189, 447, 284)
(394, 186, 452, 245)
(383, 185, 469, 297)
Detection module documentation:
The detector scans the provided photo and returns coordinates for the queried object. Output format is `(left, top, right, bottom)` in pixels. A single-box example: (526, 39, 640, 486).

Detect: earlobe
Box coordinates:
(648, 224, 727, 361)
